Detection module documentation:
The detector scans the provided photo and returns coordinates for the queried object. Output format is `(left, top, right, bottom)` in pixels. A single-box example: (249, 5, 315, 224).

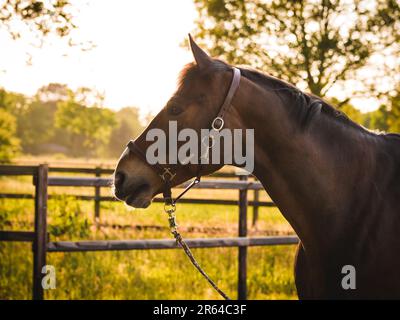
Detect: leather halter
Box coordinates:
(127, 67, 241, 205)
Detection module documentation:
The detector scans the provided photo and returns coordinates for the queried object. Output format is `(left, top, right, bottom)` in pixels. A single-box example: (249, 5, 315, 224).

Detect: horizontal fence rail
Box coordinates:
(47, 236, 299, 252)
(0, 165, 38, 175)
(45, 177, 264, 190)
(0, 165, 243, 176)
(0, 231, 36, 242)
(0, 192, 276, 207)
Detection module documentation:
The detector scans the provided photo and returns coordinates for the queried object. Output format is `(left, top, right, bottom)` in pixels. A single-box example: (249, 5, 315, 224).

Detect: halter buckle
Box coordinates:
(211, 117, 224, 131)
(160, 167, 176, 182)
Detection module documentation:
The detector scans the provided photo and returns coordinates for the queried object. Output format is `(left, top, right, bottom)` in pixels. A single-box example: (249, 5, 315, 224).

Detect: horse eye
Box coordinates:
(169, 105, 183, 115)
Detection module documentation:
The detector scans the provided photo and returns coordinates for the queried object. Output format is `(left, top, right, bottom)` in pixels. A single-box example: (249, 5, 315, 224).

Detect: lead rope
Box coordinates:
(163, 178, 231, 300)
(165, 204, 231, 300)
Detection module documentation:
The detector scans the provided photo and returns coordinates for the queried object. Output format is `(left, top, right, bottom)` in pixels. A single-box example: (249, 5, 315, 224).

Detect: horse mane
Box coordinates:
(178, 60, 397, 139)
(236, 66, 370, 133)
(239, 67, 400, 143)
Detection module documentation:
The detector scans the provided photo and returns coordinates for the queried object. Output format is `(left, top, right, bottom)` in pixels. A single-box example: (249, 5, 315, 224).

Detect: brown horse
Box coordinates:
(114, 37, 400, 299)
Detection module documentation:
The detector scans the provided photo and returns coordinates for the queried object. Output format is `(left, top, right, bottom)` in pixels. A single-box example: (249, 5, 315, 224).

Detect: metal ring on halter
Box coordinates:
(164, 202, 176, 214)
(211, 117, 224, 131)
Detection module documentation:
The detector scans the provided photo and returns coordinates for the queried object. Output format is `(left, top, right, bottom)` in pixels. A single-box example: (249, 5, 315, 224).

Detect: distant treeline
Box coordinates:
(0, 83, 400, 163)
(330, 95, 400, 134)
(0, 83, 144, 161)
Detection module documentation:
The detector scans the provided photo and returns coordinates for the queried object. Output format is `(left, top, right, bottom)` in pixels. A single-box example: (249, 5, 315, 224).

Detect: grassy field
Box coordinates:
(0, 161, 298, 300)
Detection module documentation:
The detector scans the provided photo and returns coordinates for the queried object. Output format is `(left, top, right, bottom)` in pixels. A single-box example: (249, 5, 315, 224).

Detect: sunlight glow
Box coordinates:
(0, 0, 197, 114)
(0, 0, 385, 114)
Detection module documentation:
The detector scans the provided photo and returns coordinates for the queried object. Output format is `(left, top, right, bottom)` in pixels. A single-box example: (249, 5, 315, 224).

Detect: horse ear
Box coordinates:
(188, 34, 212, 69)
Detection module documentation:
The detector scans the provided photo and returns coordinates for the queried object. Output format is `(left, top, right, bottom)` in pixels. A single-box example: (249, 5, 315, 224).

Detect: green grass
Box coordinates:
(0, 174, 298, 300)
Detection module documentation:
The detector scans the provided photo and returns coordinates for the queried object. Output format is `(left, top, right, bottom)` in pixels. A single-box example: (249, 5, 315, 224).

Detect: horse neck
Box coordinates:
(231, 76, 377, 251)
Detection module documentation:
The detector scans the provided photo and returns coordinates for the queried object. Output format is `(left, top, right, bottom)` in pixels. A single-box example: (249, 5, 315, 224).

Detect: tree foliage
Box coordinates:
(0, 107, 20, 162)
(0, 85, 143, 159)
(192, 0, 400, 103)
(385, 90, 400, 133)
(329, 97, 366, 125)
(0, 0, 76, 40)
(6, 84, 68, 154)
(0, 89, 23, 162)
(55, 90, 117, 157)
(107, 107, 143, 157)
(366, 105, 390, 132)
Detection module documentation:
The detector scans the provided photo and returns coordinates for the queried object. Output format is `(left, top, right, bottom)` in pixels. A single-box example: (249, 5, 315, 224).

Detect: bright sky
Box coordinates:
(0, 0, 383, 114)
(0, 0, 196, 115)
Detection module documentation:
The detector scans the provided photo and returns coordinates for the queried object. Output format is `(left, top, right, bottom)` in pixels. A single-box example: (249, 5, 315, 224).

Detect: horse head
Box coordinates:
(113, 36, 244, 208)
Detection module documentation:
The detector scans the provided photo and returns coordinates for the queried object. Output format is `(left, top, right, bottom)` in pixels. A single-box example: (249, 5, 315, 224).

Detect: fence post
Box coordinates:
(32, 164, 48, 300)
(252, 189, 259, 227)
(94, 167, 101, 222)
(238, 175, 248, 300)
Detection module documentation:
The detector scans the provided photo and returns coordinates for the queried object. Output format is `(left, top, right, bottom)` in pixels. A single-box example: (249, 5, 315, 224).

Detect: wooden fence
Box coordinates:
(0, 165, 271, 224)
(0, 164, 299, 300)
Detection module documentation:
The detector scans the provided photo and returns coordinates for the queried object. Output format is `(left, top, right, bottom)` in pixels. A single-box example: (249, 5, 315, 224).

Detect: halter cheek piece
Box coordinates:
(126, 67, 241, 206)
(125, 67, 240, 300)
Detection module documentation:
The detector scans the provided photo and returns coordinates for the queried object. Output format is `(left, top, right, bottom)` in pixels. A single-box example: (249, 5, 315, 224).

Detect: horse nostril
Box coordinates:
(114, 171, 125, 188)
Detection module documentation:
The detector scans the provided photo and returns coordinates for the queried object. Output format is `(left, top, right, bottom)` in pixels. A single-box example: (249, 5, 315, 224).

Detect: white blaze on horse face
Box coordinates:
(233, 129, 254, 174)
(146, 128, 167, 165)
(178, 128, 198, 164)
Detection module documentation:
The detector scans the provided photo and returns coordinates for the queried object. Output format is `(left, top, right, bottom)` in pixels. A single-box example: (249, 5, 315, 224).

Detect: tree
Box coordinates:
(386, 90, 400, 133)
(18, 100, 59, 153)
(0, 88, 24, 161)
(365, 105, 390, 132)
(107, 107, 144, 157)
(55, 89, 117, 157)
(329, 97, 366, 125)
(1, 84, 70, 155)
(0, 0, 76, 41)
(191, 0, 400, 105)
(36, 83, 70, 102)
(0, 108, 20, 162)
(0, 88, 27, 114)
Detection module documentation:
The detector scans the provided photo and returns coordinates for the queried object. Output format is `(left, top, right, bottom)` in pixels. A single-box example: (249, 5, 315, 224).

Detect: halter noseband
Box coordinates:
(126, 67, 241, 205)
